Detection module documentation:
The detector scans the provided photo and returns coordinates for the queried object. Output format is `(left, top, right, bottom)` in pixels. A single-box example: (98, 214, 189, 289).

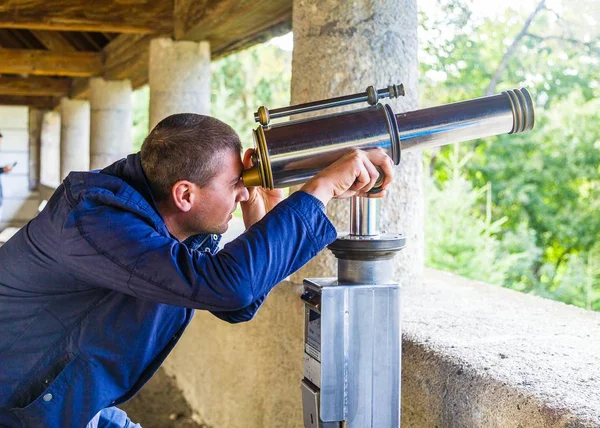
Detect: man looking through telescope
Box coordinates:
(0, 113, 394, 427)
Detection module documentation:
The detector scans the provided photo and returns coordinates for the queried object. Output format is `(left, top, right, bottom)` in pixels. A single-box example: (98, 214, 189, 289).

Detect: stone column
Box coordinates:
(60, 98, 90, 180)
(89, 77, 132, 170)
(39, 110, 61, 188)
(290, 0, 423, 289)
(148, 38, 211, 130)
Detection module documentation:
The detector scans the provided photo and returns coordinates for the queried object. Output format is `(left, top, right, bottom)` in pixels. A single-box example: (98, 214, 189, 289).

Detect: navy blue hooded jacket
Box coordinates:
(0, 154, 337, 427)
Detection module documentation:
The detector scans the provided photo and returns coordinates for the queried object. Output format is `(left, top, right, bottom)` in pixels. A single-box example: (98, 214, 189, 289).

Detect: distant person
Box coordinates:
(0, 132, 16, 225)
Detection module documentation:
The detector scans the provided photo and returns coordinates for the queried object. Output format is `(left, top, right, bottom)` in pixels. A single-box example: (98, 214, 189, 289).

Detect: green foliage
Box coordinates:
(132, 86, 149, 152)
(421, 0, 600, 310)
(425, 148, 511, 285)
(211, 43, 291, 147)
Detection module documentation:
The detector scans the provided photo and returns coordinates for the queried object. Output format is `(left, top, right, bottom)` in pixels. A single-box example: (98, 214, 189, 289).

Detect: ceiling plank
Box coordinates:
(174, 0, 291, 56)
(0, 95, 57, 109)
(0, 29, 27, 48)
(69, 78, 89, 100)
(0, 49, 102, 77)
(103, 34, 156, 89)
(31, 30, 76, 52)
(0, 0, 174, 34)
(0, 75, 70, 96)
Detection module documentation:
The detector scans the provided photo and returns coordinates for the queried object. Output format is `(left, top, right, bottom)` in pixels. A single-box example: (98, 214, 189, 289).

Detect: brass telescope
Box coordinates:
(242, 84, 535, 189)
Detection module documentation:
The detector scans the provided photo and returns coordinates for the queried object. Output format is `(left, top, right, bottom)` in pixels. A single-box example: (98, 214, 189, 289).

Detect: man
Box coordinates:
(0, 132, 15, 225)
(0, 113, 394, 427)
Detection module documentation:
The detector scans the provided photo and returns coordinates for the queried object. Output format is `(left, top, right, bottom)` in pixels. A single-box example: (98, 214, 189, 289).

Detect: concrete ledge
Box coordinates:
(124, 269, 600, 428)
(403, 269, 600, 427)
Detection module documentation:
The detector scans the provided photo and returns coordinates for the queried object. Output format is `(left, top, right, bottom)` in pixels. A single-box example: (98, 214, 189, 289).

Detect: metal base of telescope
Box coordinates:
(301, 233, 405, 428)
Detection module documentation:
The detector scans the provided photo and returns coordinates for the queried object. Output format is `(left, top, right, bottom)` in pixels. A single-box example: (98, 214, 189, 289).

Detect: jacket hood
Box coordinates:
(100, 152, 161, 216)
(62, 153, 220, 250)
(62, 153, 167, 236)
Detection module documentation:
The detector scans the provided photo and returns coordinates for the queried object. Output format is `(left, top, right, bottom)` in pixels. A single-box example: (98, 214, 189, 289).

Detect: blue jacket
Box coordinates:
(0, 154, 336, 427)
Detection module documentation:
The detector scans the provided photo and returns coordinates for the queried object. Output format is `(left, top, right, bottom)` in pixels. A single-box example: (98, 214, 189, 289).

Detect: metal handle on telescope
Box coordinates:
(367, 167, 385, 195)
(254, 84, 405, 126)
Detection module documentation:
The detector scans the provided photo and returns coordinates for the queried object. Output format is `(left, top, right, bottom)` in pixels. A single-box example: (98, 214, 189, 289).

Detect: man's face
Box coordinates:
(187, 150, 249, 235)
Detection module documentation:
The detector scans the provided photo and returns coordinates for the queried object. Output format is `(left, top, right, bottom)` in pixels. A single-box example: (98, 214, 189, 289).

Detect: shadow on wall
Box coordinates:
(120, 368, 210, 428)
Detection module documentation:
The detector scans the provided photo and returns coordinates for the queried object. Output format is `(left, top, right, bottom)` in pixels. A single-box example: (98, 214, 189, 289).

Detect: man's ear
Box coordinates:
(171, 180, 196, 213)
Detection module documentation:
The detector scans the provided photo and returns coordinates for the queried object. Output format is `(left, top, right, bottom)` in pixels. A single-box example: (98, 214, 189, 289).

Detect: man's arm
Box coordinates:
(210, 148, 395, 322)
(1, 164, 14, 174)
(61, 190, 336, 312)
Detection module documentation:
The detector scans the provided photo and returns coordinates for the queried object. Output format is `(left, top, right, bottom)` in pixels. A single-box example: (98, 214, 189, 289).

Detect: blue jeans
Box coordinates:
(87, 407, 142, 428)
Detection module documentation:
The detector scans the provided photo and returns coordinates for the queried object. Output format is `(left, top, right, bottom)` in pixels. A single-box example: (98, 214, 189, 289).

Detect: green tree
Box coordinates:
(420, 0, 600, 310)
(211, 43, 291, 147)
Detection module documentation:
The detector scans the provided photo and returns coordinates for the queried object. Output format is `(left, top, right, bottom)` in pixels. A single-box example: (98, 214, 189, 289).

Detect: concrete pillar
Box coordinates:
(89, 77, 132, 170)
(290, 0, 423, 289)
(148, 38, 211, 130)
(28, 108, 44, 190)
(59, 98, 90, 180)
(39, 110, 61, 188)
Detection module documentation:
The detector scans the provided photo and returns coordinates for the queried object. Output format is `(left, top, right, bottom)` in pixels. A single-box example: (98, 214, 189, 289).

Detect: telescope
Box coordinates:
(242, 85, 535, 428)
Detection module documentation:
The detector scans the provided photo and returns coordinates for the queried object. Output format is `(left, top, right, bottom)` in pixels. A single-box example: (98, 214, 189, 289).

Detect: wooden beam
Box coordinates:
(174, 0, 292, 56)
(0, 95, 57, 109)
(69, 34, 154, 98)
(0, 49, 102, 77)
(69, 78, 89, 100)
(90, 1, 291, 93)
(103, 34, 156, 89)
(30, 30, 76, 52)
(0, 75, 70, 96)
(0, 0, 174, 34)
(0, 29, 27, 48)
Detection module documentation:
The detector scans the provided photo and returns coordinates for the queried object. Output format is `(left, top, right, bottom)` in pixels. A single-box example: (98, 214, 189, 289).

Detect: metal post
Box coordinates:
(301, 193, 405, 427)
(349, 197, 380, 236)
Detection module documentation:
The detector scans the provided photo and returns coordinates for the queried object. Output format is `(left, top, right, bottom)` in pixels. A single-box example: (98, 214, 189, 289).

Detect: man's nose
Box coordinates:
(238, 186, 250, 202)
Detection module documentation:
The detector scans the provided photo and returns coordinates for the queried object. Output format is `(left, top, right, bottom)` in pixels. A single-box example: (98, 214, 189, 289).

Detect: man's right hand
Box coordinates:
(300, 149, 395, 206)
(2, 165, 14, 173)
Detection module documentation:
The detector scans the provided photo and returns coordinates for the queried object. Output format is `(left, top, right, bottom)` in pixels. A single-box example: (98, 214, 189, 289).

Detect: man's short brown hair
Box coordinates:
(141, 113, 242, 201)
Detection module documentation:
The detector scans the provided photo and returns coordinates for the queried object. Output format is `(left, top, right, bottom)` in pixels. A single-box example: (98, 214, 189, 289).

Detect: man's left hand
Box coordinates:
(240, 149, 285, 229)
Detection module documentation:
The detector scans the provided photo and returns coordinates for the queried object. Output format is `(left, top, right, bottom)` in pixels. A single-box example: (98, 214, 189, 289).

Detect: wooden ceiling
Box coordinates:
(0, 0, 291, 109)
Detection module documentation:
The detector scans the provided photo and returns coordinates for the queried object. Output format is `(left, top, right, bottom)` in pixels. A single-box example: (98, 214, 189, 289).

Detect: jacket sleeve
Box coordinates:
(210, 294, 267, 323)
(60, 191, 337, 312)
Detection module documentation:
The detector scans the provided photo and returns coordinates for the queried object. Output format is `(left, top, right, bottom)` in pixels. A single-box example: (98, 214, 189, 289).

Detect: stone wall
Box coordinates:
(123, 265, 600, 427)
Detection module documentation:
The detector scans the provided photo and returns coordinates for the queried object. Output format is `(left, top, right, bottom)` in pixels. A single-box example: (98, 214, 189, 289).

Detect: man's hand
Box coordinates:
(300, 149, 394, 206)
(240, 149, 285, 229)
(2, 165, 14, 174)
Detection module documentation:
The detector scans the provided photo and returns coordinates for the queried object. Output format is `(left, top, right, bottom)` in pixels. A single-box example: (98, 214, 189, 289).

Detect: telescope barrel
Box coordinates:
(242, 88, 534, 189)
(398, 88, 534, 153)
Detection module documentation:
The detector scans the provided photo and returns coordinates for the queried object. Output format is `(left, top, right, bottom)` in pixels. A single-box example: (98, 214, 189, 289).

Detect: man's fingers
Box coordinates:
(366, 149, 394, 190)
(349, 162, 371, 192)
(242, 148, 255, 169)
